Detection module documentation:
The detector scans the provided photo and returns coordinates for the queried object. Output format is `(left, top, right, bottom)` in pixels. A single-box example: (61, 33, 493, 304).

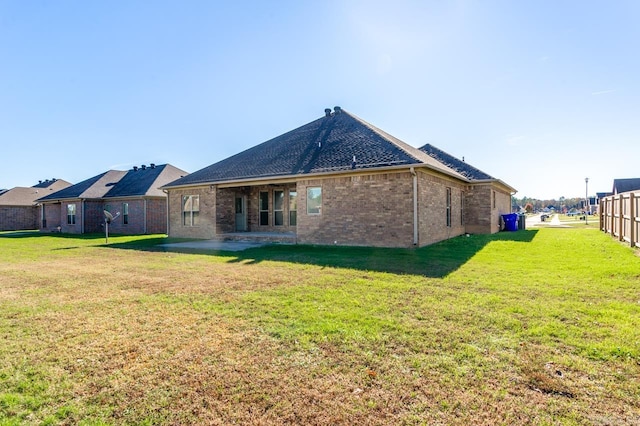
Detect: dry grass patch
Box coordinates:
(1, 230, 639, 425)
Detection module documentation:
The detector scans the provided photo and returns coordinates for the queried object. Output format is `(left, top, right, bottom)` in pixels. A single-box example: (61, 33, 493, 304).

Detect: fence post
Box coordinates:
(611, 196, 615, 237)
(619, 196, 624, 241)
(631, 192, 636, 247)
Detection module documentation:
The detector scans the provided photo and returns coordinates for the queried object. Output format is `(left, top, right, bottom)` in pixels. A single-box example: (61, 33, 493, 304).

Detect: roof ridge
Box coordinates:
(420, 143, 494, 180)
(341, 110, 467, 179)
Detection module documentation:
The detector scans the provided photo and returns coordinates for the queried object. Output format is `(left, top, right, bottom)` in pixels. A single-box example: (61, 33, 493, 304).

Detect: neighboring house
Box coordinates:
(37, 164, 187, 235)
(0, 179, 72, 231)
(162, 107, 516, 248)
(612, 178, 640, 195)
(595, 192, 613, 215)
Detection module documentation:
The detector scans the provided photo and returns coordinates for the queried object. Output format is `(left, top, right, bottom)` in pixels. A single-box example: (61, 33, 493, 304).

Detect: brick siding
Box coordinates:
(166, 169, 512, 247)
(0, 206, 37, 231)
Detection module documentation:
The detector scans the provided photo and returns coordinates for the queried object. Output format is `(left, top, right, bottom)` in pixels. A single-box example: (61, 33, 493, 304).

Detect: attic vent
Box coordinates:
(141, 164, 146, 170)
(150, 163, 156, 169)
(334, 106, 342, 114)
(133, 166, 138, 171)
(324, 108, 332, 117)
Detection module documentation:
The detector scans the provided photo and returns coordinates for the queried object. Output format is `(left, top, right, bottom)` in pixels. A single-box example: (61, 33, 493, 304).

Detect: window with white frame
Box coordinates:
(182, 195, 199, 226)
(306, 187, 322, 215)
(67, 204, 76, 225)
(123, 203, 129, 225)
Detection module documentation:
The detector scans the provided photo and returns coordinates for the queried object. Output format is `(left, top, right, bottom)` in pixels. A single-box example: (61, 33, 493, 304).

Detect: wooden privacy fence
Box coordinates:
(600, 191, 640, 248)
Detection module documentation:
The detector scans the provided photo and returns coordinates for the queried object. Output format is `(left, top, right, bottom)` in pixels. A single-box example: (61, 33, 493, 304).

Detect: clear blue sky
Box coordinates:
(1, 1, 638, 199)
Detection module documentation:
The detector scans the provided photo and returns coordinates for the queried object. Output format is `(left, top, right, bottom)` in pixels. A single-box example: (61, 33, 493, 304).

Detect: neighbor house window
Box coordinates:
(307, 187, 322, 215)
(446, 187, 452, 227)
(182, 195, 199, 226)
(41, 204, 46, 228)
(123, 203, 129, 225)
(493, 191, 496, 209)
(289, 191, 297, 226)
(67, 204, 76, 225)
(460, 192, 465, 225)
(259, 191, 269, 226)
(274, 190, 284, 226)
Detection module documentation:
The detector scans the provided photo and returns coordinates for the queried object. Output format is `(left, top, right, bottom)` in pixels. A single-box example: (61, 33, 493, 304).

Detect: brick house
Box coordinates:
(162, 107, 516, 248)
(0, 179, 71, 231)
(37, 164, 187, 235)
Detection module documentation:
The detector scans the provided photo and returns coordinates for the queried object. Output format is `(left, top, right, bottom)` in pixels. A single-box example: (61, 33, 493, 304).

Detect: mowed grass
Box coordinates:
(0, 229, 638, 425)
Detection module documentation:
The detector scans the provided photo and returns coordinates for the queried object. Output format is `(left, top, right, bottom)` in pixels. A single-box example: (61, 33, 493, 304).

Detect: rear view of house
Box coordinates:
(37, 164, 187, 235)
(162, 107, 516, 248)
(0, 179, 71, 231)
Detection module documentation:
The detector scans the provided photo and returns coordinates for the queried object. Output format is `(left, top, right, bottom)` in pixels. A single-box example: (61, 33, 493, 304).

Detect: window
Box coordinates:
(274, 190, 284, 226)
(289, 191, 297, 226)
(446, 187, 452, 227)
(182, 195, 199, 226)
(307, 187, 322, 215)
(123, 203, 129, 225)
(259, 191, 269, 226)
(460, 192, 465, 225)
(67, 204, 76, 225)
(41, 204, 46, 228)
(493, 191, 496, 209)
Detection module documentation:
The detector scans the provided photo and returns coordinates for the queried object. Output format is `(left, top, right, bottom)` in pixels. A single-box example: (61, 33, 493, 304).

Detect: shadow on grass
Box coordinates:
(0, 230, 539, 278)
(108, 230, 539, 278)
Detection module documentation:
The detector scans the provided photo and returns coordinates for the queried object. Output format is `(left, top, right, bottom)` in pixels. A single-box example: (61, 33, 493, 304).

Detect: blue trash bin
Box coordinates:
(502, 213, 518, 232)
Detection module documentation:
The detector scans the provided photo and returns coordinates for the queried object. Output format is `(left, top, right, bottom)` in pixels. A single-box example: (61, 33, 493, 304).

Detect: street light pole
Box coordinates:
(585, 177, 589, 225)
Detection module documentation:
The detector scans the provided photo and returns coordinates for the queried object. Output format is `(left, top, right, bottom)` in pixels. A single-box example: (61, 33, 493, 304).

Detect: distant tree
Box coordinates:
(525, 203, 533, 213)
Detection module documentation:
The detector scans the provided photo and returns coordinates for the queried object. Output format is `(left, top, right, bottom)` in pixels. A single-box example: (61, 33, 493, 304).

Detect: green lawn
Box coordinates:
(0, 229, 638, 425)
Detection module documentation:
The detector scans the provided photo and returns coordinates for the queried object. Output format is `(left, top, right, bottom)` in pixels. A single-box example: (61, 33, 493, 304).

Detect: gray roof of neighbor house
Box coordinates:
(0, 179, 72, 206)
(163, 107, 469, 188)
(37, 164, 188, 202)
(418, 144, 494, 180)
(103, 164, 187, 198)
(612, 178, 640, 194)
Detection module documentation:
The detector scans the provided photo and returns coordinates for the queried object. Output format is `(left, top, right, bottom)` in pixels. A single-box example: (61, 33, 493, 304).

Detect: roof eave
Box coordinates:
(161, 162, 472, 190)
(471, 178, 517, 194)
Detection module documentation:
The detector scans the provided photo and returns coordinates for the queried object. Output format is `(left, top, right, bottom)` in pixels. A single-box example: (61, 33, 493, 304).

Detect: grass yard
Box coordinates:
(0, 228, 639, 425)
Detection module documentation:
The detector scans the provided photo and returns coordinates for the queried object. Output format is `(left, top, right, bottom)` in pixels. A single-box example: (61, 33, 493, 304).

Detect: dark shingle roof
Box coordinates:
(37, 165, 188, 202)
(418, 144, 494, 180)
(37, 170, 126, 201)
(103, 164, 187, 198)
(612, 178, 640, 194)
(32, 179, 65, 189)
(164, 109, 465, 188)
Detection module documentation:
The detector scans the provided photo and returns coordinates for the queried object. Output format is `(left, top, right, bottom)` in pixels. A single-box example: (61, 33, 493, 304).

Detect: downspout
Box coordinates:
(162, 189, 170, 236)
(410, 167, 418, 246)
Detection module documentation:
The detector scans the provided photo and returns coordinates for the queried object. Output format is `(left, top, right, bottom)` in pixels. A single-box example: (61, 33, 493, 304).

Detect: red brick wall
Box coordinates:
(58, 202, 81, 234)
(0, 206, 37, 231)
(40, 202, 62, 232)
(146, 198, 168, 234)
(83, 200, 105, 233)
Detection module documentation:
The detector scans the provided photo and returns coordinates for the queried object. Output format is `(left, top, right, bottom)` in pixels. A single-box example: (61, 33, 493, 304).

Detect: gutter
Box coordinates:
(161, 162, 469, 191)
